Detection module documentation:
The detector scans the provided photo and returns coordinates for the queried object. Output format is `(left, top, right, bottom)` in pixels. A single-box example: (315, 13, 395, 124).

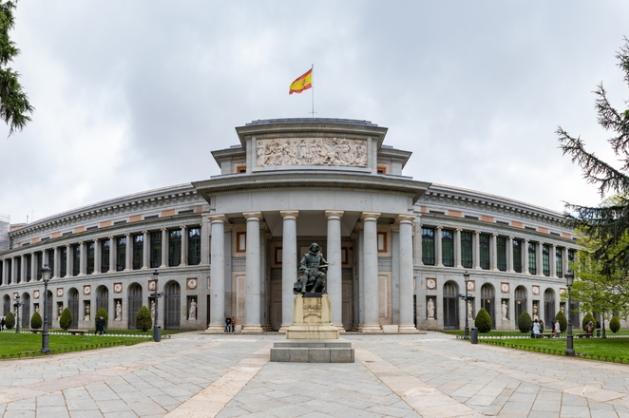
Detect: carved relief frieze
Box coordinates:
(255, 137, 368, 168)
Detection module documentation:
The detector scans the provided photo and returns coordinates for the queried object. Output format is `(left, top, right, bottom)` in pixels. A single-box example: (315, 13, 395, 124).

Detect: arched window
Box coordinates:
(3, 294, 10, 315)
(68, 288, 79, 329)
(443, 281, 459, 329)
(21, 292, 31, 329)
(481, 283, 495, 328)
(45, 290, 53, 325)
(96, 285, 109, 323)
(544, 289, 555, 325)
(514, 286, 527, 324)
(127, 283, 143, 329)
(164, 281, 181, 329)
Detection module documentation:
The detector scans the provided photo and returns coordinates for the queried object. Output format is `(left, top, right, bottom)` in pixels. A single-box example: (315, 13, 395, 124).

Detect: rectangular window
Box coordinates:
(86, 241, 95, 274)
(116, 237, 126, 272)
(528, 242, 537, 275)
(15, 257, 21, 283)
(542, 244, 550, 276)
(556, 247, 563, 278)
(59, 247, 67, 278)
(150, 231, 162, 268)
(479, 233, 490, 270)
(513, 239, 522, 273)
(72, 245, 80, 276)
(188, 226, 201, 265)
(460, 230, 473, 268)
(46, 249, 54, 277)
(26, 254, 32, 281)
(497, 236, 507, 272)
(101, 239, 110, 273)
(168, 229, 182, 267)
(133, 233, 143, 270)
(441, 229, 454, 267)
(421, 227, 435, 266)
(35, 252, 42, 280)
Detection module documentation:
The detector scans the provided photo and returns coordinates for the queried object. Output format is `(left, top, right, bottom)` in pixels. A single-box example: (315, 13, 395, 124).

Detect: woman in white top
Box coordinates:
(554, 320, 561, 337)
(532, 320, 541, 338)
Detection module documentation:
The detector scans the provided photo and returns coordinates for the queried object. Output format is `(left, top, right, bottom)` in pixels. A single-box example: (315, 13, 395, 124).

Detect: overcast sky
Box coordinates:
(1, 1, 628, 224)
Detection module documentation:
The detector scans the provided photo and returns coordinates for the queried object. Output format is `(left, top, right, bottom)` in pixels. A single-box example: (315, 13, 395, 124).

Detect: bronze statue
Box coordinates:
(294, 242, 327, 294)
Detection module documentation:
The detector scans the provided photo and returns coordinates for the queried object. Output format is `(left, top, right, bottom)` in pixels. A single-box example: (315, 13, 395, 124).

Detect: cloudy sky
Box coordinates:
(1, 1, 628, 224)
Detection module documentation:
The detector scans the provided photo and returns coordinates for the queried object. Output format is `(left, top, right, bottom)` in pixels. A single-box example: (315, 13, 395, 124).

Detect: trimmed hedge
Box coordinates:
(518, 312, 532, 333)
(135, 306, 152, 332)
(5, 312, 15, 329)
(59, 308, 72, 331)
(475, 308, 492, 333)
(555, 311, 567, 332)
(30, 311, 42, 330)
(610, 316, 620, 334)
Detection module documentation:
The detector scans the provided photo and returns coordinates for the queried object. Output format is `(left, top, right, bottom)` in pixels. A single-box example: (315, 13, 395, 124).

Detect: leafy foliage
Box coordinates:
(59, 308, 72, 331)
(5, 311, 14, 329)
(518, 312, 532, 333)
(610, 316, 621, 333)
(555, 310, 567, 332)
(582, 312, 595, 332)
(135, 306, 152, 332)
(30, 311, 41, 329)
(95, 307, 108, 324)
(0, 1, 32, 134)
(474, 308, 492, 333)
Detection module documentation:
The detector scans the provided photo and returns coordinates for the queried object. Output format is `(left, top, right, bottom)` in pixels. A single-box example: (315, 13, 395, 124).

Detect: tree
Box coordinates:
(555, 310, 567, 332)
(474, 308, 492, 333)
(59, 308, 72, 331)
(135, 306, 152, 332)
(30, 311, 41, 329)
(610, 316, 621, 333)
(0, 1, 32, 134)
(95, 307, 108, 325)
(5, 311, 14, 329)
(557, 38, 629, 272)
(518, 312, 532, 333)
(582, 312, 595, 332)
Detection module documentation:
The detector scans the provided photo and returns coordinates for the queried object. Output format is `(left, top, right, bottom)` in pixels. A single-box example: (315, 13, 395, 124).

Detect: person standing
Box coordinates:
(554, 319, 561, 338)
(532, 319, 541, 338)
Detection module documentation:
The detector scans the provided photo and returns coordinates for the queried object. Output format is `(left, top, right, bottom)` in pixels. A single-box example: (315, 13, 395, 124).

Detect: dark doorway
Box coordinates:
(443, 281, 459, 329)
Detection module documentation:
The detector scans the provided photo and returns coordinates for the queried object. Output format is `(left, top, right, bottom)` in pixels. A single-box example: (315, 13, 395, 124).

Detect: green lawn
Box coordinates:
(444, 328, 629, 338)
(481, 337, 629, 363)
(0, 332, 149, 359)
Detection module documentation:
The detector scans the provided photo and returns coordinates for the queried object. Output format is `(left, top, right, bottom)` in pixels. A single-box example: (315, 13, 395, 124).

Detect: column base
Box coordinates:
(334, 323, 346, 334)
(359, 324, 383, 334)
(242, 325, 264, 334)
(205, 325, 225, 334)
(278, 324, 290, 334)
(398, 324, 419, 334)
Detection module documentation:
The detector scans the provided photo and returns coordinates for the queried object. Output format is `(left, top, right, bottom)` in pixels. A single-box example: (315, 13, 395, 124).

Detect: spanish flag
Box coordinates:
(289, 68, 313, 94)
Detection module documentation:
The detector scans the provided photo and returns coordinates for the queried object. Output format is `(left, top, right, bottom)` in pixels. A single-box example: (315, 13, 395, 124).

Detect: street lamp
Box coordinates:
(14, 294, 23, 334)
(463, 270, 472, 340)
(151, 270, 162, 342)
(41, 265, 52, 354)
(565, 272, 575, 356)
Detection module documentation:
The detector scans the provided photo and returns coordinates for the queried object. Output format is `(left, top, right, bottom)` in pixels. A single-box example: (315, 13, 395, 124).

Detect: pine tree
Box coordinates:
(557, 38, 629, 272)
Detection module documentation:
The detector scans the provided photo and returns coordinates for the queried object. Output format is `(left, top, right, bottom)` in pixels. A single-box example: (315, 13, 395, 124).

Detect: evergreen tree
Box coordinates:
(555, 311, 567, 332)
(59, 308, 72, 331)
(30, 311, 42, 329)
(135, 306, 152, 332)
(5, 311, 14, 329)
(474, 308, 492, 333)
(557, 38, 629, 272)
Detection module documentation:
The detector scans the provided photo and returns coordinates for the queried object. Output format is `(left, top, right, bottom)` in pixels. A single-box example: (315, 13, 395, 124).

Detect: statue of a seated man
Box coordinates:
(293, 242, 328, 294)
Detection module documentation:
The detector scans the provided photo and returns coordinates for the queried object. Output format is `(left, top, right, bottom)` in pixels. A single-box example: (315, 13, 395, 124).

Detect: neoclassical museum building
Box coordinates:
(0, 119, 580, 332)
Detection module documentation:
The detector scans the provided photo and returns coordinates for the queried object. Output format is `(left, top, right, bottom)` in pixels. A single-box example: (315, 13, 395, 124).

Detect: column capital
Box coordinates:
(209, 214, 227, 224)
(361, 211, 380, 222)
(397, 214, 415, 224)
(180, 224, 188, 230)
(243, 211, 262, 221)
(280, 210, 299, 220)
(325, 210, 344, 220)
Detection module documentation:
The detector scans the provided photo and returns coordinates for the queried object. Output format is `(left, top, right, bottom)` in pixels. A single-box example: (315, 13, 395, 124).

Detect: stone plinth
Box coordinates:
(286, 294, 339, 340)
(270, 341, 354, 363)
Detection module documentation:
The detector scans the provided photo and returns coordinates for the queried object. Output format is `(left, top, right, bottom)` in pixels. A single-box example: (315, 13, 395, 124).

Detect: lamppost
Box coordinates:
(151, 270, 162, 342)
(41, 265, 52, 354)
(14, 294, 23, 334)
(565, 272, 575, 356)
(462, 271, 472, 339)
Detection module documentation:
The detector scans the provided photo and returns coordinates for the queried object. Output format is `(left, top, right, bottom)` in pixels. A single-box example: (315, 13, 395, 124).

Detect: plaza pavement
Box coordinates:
(1, 332, 629, 418)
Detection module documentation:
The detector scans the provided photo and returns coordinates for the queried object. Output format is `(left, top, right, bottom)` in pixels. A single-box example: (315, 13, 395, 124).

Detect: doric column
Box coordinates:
(550, 244, 556, 277)
(357, 227, 365, 326)
(79, 242, 86, 276)
(31, 253, 37, 281)
(160, 228, 168, 268)
(53, 248, 60, 277)
(94, 240, 101, 274)
(280, 210, 298, 331)
(562, 247, 568, 276)
(207, 215, 226, 333)
(42, 250, 49, 272)
(536, 242, 542, 276)
(506, 236, 514, 273)
(108, 237, 115, 273)
(142, 231, 149, 269)
(1, 258, 6, 285)
(361, 212, 382, 333)
(243, 212, 263, 333)
(125, 233, 132, 271)
(523, 238, 529, 274)
(11, 257, 18, 283)
(414, 219, 423, 266)
(490, 233, 497, 271)
(454, 228, 462, 268)
(67, 245, 73, 277)
(398, 215, 417, 333)
(21, 255, 27, 282)
(180, 225, 188, 266)
(200, 215, 210, 265)
(326, 210, 344, 329)
(473, 231, 480, 269)
(435, 226, 443, 267)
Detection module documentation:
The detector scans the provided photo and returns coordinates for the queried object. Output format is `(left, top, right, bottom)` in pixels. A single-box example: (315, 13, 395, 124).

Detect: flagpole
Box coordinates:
(311, 64, 314, 118)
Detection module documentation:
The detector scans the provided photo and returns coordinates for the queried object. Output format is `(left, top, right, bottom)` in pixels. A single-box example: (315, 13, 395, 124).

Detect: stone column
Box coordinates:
(243, 212, 263, 333)
(160, 228, 168, 268)
(523, 238, 529, 274)
(66, 245, 73, 276)
(454, 228, 462, 268)
(490, 233, 497, 271)
(326, 210, 344, 329)
(473, 231, 480, 269)
(536, 242, 542, 276)
(207, 215, 226, 333)
(94, 240, 101, 274)
(361, 212, 382, 333)
(142, 231, 149, 269)
(125, 233, 132, 271)
(414, 219, 423, 266)
(31, 253, 37, 281)
(435, 226, 443, 267)
(506, 236, 514, 273)
(108, 237, 115, 273)
(11, 257, 18, 283)
(398, 215, 417, 333)
(550, 244, 556, 277)
(200, 215, 210, 265)
(1, 258, 6, 285)
(21, 255, 27, 282)
(280, 210, 298, 331)
(562, 247, 568, 276)
(79, 242, 86, 276)
(43, 250, 49, 272)
(180, 225, 188, 266)
(357, 227, 365, 326)
(53, 248, 60, 277)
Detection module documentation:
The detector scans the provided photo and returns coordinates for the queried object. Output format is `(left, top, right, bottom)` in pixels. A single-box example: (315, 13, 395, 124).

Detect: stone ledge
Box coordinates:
(270, 342, 355, 363)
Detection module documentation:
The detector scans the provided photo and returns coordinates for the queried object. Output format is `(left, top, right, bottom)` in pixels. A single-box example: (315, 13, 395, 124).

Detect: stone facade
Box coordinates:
(0, 118, 595, 332)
